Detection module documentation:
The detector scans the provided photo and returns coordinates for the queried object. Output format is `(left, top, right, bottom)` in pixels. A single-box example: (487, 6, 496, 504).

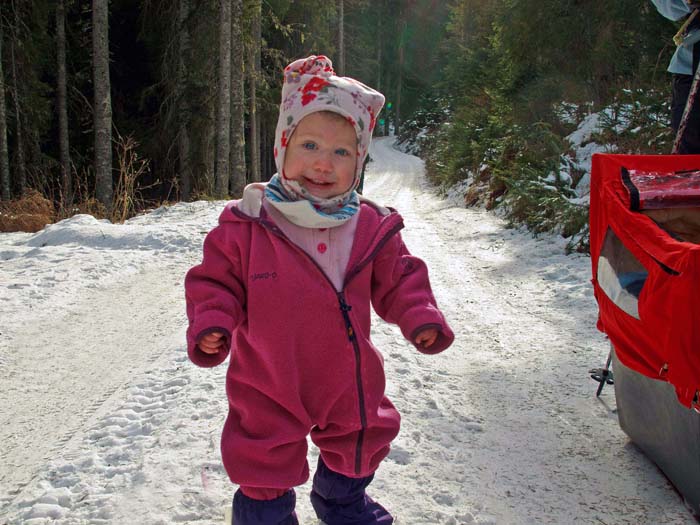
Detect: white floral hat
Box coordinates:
(273, 55, 385, 189)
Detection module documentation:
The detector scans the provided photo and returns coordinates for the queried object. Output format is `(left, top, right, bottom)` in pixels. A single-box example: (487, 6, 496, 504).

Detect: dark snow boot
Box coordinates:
(310, 457, 393, 525)
(232, 488, 299, 525)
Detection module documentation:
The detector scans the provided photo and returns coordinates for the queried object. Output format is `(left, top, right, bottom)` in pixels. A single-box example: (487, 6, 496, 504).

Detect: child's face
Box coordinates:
(283, 112, 358, 199)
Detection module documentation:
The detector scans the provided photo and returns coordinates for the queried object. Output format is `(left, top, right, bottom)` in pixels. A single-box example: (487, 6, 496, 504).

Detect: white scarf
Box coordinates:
(263, 173, 360, 229)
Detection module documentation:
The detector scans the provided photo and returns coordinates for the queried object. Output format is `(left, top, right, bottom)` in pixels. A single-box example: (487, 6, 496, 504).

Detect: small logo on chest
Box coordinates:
(252, 271, 278, 282)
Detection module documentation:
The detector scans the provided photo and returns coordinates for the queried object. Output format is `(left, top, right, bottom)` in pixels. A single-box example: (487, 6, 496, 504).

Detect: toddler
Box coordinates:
(185, 55, 454, 525)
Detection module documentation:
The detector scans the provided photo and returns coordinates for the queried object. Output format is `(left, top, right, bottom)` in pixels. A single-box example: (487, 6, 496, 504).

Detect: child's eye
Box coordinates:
(335, 148, 350, 157)
(302, 142, 317, 150)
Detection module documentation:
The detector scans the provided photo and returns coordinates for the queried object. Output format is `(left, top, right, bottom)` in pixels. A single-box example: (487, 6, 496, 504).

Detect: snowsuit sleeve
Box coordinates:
(185, 223, 247, 367)
(371, 232, 454, 354)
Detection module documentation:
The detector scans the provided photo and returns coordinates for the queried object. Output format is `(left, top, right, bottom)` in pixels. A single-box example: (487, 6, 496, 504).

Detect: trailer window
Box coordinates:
(597, 227, 648, 319)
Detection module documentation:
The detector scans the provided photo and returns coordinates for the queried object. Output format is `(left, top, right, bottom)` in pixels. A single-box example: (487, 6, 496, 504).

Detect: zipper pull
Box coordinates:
(337, 293, 355, 340)
(338, 293, 353, 312)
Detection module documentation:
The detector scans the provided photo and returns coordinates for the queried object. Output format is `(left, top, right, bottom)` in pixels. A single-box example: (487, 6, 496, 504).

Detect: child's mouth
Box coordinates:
(304, 177, 333, 188)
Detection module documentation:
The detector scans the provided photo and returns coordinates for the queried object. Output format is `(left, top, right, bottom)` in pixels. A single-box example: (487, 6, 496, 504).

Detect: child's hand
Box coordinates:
(415, 328, 438, 349)
(199, 332, 226, 354)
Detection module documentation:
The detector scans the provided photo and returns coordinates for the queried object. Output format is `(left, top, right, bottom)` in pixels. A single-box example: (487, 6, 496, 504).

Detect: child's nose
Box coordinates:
(313, 152, 333, 173)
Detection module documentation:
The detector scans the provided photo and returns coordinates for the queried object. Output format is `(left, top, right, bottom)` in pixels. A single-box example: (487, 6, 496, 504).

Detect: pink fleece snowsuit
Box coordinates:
(185, 195, 454, 492)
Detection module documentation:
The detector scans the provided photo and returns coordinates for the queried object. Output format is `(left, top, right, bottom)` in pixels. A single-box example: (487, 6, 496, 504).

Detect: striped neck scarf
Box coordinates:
(264, 174, 360, 229)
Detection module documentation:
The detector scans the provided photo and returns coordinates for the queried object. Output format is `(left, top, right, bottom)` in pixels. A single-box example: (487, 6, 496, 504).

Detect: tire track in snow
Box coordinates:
(0, 262, 189, 510)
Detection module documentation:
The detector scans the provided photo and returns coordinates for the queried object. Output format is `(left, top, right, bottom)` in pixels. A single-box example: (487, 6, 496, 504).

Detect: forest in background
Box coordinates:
(0, 0, 684, 246)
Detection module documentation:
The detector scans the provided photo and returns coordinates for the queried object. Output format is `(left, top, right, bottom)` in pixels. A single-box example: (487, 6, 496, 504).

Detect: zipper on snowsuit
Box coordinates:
(338, 291, 367, 476)
(236, 204, 404, 477)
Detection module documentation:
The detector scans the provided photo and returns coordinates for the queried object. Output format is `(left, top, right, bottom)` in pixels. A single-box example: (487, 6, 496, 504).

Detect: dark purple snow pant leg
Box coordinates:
(310, 457, 393, 525)
(232, 488, 299, 525)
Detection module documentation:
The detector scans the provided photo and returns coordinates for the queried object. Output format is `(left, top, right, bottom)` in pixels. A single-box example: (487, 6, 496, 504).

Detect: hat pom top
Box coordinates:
(284, 55, 335, 84)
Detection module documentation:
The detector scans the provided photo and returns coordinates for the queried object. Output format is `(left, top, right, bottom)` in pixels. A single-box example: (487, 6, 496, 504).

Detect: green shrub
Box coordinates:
(592, 87, 673, 154)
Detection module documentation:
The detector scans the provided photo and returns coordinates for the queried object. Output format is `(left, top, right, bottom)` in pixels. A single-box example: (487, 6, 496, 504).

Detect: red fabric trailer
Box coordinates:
(590, 153, 700, 408)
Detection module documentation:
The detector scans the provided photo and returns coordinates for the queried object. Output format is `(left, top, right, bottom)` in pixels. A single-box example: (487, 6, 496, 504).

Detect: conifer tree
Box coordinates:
(337, 0, 345, 76)
(229, 0, 246, 196)
(247, 0, 261, 182)
(9, 3, 26, 195)
(56, 0, 72, 205)
(0, 13, 10, 201)
(215, 0, 232, 198)
(177, 0, 192, 201)
(93, 0, 112, 211)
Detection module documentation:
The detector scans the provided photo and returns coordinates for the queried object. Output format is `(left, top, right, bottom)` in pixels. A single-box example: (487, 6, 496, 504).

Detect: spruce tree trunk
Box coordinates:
(206, 99, 216, 189)
(376, 2, 382, 92)
(395, 19, 406, 136)
(396, 39, 403, 136)
(248, 0, 261, 182)
(10, 37, 26, 195)
(57, 0, 72, 205)
(93, 0, 113, 212)
(338, 0, 345, 76)
(177, 0, 192, 201)
(0, 19, 10, 201)
(268, 120, 274, 179)
(384, 71, 390, 135)
(229, 0, 246, 196)
(261, 117, 268, 180)
(214, 0, 232, 198)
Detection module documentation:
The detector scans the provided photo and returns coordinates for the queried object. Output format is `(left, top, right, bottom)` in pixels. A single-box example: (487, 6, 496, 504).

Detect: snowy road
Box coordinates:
(1, 138, 696, 524)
